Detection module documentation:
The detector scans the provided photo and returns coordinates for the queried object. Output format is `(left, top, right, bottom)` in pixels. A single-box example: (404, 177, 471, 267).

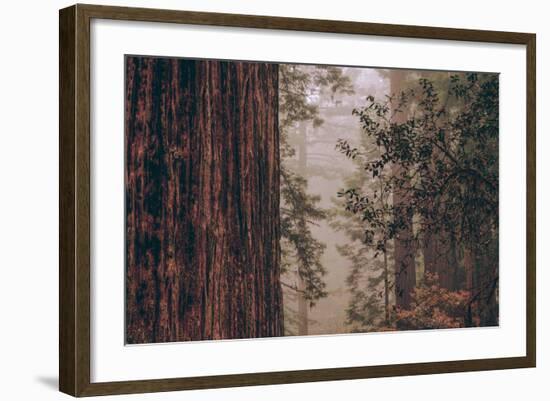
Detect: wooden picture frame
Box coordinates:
(59, 3, 536, 397)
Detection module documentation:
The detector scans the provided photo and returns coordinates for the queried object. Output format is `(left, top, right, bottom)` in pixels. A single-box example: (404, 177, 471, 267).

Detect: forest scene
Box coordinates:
(125, 56, 499, 344)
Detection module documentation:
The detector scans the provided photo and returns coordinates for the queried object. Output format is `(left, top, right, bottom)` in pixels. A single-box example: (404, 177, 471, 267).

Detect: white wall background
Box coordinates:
(0, 1, 545, 400)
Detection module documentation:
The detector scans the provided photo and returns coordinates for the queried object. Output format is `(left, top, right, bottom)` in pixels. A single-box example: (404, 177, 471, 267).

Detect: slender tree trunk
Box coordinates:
(448, 230, 460, 291)
(422, 228, 452, 289)
(125, 57, 283, 343)
(464, 232, 498, 327)
(383, 239, 390, 325)
(297, 121, 309, 335)
(463, 243, 475, 327)
(422, 228, 438, 276)
(393, 164, 416, 310)
(390, 70, 416, 311)
(478, 237, 499, 326)
(378, 179, 391, 325)
(464, 245, 475, 291)
(420, 71, 458, 291)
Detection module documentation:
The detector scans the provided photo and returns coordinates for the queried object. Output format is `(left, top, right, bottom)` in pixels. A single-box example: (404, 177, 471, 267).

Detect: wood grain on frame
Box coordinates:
(59, 4, 536, 397)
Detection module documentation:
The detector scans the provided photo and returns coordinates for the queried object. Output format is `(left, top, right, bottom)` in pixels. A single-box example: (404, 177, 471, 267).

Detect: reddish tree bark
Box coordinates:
(393, 163, 416, 310)
(125, 57, 283, 343)
(422, 227, 453, 289)
(390, 70, 416, 311)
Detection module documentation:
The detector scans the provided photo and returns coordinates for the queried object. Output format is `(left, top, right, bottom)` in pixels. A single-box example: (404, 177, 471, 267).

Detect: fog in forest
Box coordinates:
(280, 64, 499, 336)
(125, 57, 498, 344)
(280, 66, 380, 335)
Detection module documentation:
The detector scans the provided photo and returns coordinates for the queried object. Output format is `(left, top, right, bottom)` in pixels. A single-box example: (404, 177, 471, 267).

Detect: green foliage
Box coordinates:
(339, 241, 389, 330)
(279, 64, 355, 154)
(280, 166, 327, 301)
(330, 133, 394, 330)
(279, 64, 354, 305)
(338, 72, 499, 251)
(335, 71, 499, 330)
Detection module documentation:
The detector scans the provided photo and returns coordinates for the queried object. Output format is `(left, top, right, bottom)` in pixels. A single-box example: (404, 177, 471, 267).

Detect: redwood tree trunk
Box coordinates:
(125, 57, 283, 343)
(393, 163, 416, 310)
(422, 227, 452, 289)
(390, 70, 416, 310)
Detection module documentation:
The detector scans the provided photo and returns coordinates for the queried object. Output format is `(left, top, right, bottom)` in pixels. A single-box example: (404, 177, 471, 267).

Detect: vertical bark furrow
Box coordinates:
(390, 70, 416, 311)
(126, 57, 282, 344)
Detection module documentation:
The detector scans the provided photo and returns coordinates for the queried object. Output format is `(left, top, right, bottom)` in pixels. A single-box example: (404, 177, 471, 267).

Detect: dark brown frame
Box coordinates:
(59, 3, 536, 397)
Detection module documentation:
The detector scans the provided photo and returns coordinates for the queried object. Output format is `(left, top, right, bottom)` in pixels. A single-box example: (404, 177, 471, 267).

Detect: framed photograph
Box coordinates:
(59, 4, 536, 397)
